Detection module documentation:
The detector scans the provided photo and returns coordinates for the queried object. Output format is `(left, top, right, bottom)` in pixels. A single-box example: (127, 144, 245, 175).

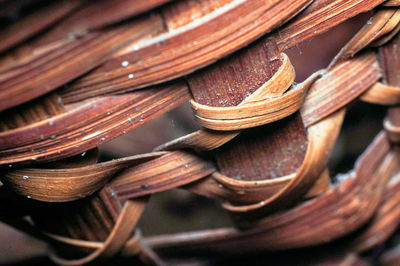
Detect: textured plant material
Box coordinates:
(0, 83, 190, 165)
(1, 0, 400, 265)
(0, 0, 81, 53)
(2, 152, 165, 202)
(33, 0, 171, 46)
(144, 133, 395, 251)
(0, 16, 165, 111)
(61, 0, 312, 102)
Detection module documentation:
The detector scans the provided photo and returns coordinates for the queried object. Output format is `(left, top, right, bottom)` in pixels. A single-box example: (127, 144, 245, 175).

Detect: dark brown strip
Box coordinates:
(0, 15, 163, 111)
(61, 0, 311, 102)
(33, 0, 171, 46)
(110, 151, 215, 200)
(0, 83, 190, 165)
(0, 0, 80, 53)
(276, 0, 386, 51)
(188, 36, 307, 182)
(301, 52, 381, 127)
(379, 32, 400, 127)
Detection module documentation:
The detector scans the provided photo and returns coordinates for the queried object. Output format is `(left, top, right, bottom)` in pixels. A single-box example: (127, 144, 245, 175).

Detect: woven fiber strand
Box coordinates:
(1, 0, 400, 265)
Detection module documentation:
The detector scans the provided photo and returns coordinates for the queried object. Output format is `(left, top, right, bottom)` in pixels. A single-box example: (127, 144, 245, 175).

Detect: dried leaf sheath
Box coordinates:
(145, 133, 395, 251)
(0, 83, 190, 165)
(0, 0, 80, 53)
(0, 16, 165, 111)
(1, 0, 400, 265)
(61, 0, 312, 102)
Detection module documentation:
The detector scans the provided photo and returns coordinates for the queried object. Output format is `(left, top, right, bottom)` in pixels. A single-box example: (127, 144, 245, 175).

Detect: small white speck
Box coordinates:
(128, 74, 134, 79)
(109, 187, 116, 197)
(23, 176, 29, 180)
(82, 131, 102, 141)
(8, 165, 12, 168)
(67, 33, 76, 39)
(366, 20, 372, 25)
(27, 195, 32, 199)
(51, 135, 56, 139)
(49, 120, 54, 126)
(336, 173, 349, 184)
(184, 164, 188, 168)
(218, 184, 223, 188)
(100, 137, 106, 142)
(81, 152, 86, 157)
(128, 117, 136, 123)
(260, 201, 265, 205)
(121, 61, 129, 67)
